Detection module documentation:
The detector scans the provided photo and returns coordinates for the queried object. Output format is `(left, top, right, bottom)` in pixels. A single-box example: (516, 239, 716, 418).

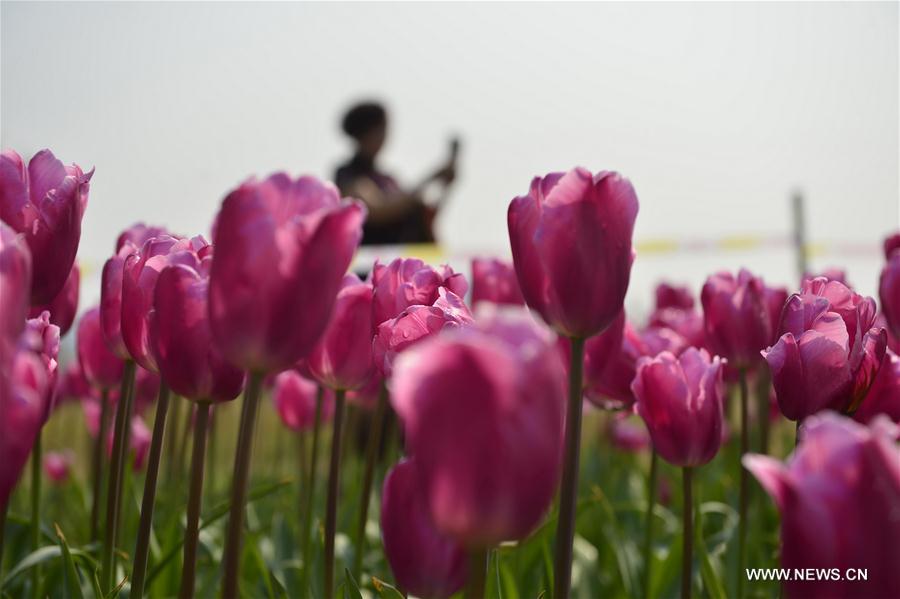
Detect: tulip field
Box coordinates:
(1, 151, 899, 599)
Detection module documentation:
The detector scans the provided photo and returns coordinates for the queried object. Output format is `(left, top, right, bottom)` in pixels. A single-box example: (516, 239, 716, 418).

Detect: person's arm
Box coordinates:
(344, 177, 423, 226)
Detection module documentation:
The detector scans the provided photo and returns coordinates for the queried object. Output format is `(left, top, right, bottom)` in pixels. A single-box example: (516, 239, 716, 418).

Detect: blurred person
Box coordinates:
(335, 101, 458, 245)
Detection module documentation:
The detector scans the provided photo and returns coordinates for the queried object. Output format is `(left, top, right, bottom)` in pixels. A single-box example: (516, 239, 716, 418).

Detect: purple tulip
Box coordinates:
(632, 348, 725, 467)
(0, 149, 91, 304)
(29, 262, 79, 337)
(381, 458, 468, 599)
(701, 269, 772, 371)
(116, 223, 167, 253)
(0, 221, 32, 347)
(853, 351, 900, 424)
(744, 413, 900, 598)
(391, 312, 566, 546)
(470, 257, 524, 308)
(508, 168, 639, 338)
(77, 307, 125, 390)
(272, 370, 334, 431)
(880, 236, 900, 340)
(209, 173, 366, 374)
(655, 282, 695, 310)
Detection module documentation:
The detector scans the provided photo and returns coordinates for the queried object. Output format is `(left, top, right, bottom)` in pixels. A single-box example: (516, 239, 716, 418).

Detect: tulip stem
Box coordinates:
(681, 466, 694, 599)
(736, 368, 749, 599)
(756, 373, 771, 455)
(131, 383, 171, 598)
(353, 383, 388, 579)
(208, 408, 218, 503)
(553, 336, 585, 599)
(90, 389, 111, 542)
(324, 389, 347, 599)
(643, 449, 659, 599)
(166, 393, 183, 483)
(465, 548, 489, 599)
(1, 502, 7, 589)
(101, 359, 136, 592)
(299, 386, 324, 594)
(222, 371, 264, 599)
(179, 402, 211, 599)
(30, 429, 42, 599)
(794, 420, 800, 448)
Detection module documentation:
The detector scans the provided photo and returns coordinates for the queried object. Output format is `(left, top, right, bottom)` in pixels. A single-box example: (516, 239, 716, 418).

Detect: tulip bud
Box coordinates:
(272, 370, 334, 431)
(44, 451, 74, 484)
(880, 237, 900, 340)
(654, 282, 695, 311)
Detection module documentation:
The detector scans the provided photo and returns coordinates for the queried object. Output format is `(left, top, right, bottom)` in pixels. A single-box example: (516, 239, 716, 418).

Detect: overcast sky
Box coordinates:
(2, 1, 898, 307)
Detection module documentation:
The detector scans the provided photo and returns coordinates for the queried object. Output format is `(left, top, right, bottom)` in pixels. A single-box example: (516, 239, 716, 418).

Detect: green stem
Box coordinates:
(464, 548, 489, 599)
(682, 467, 694, 599)
(299, 386, 324, 594)
(553, 336, 585, 599)
(353, 383, 388, 579)
(131, 384, 171, 598)
(643, 449, 659, 599)
(794, 420, 801, 448)
(207, 407, 218, 503)
(0, 502, 7, 592)
(101, 359, 136, 592)
(736, 368, 749, 599)
(90, 389, 111, 542)
(221, 372, 264, 599)
(323, 389, 347, 599)
(166, 392, 183, 483)
(30, 429, 42, 599)
(756, 373, 771, 455)
(179, 402, 211, 599)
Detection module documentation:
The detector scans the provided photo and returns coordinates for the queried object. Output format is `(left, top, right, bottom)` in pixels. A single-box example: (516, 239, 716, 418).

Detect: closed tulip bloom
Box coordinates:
(381, 459, 468, 599)
(272, 370, 334, 431)
(308, 275, 376, 391)
(373, 288, 474, 378)
(0, 149, 91, 304)
(744, 413, 900, 598)
(632, 348, 725, 467)
(884, 233, 900, 258)
(763, 285, 789, 344)
(508, 168, 639, 338)
(470, 257, 524, 308)
(1, 222, 32, 345)
(606, 415, 650, 453)
(44, 451, 73, 484)
(392, 312, 566, 546)
(371, 258, 468, 326)
(655, 282, 695, 311)
(853, 351, 900, 424)
(29, 262, 79, 336)
(880, 244, 900, 339)
(701, 269, 772, 370)
(77, 307, 125, 390)
(209, 173, 366, 373)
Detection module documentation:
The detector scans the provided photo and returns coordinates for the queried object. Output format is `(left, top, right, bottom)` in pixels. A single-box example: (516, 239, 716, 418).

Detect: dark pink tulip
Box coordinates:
(77, 307, 125, 390)
(470, 257, 524, 308)
(853, 351, 900, 424)
(308, 275, 376, 391)
(23, 311, 61, 418)
(43, 451, 73, 484)
(0, 222, 32, 345)
(381, 458, 468, 599)
(508, 168, 639, 338)
(764, 278, 887, 421)
(29, 262, 79, 337)
(632, 348, 725, 467)
(392, 312, 566, 546)
(57, 362, 93, 406)
(209, 173, 366, 373)
(346, 369, 383, 409)
(880, 244, 900, 339)
(129, 416, 152, 470)
(606, 414, 650, 453)
(583, 312, 637, 408)
(132, 366, 161, 415)
(883, 233, 900, 259)
(0, 149, 91, 304)
(272, 370, 334, 431)
(153, 260, 244, 403)
(763, 284, 789, 344)
(701, 269, 772, 371)
(655, 282, 694, 311)
(116, 223, 167, 253)
(371, 258, 468, 326)
(744, 413, 900, 598)
(804, 267, 848, 286)
(373, 288, 473, 378)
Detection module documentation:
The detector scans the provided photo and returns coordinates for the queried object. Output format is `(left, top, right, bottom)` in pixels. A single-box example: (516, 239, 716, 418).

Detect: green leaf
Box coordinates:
(54, 524, 85, 599)
(697, 506, 728, 599)
(1, 546, 62, 585)
(371, 577, 405, 599)
(343, 568, 363, 599)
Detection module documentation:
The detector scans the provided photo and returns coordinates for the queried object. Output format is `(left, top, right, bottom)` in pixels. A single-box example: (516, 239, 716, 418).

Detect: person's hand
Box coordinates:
(434, 163, 456, 185)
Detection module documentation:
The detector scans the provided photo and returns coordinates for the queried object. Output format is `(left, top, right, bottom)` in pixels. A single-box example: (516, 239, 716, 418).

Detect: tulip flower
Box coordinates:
(381, 459, 468, 599)
(470, 257, 524, 308)
(29, 262, 79, 337)
(371, 258, 468, 326)
(43, 451, 73, 484)
(77, 307, 125, 391)
(583, 312, 636, 407)
(606, 414, 650, 453)
(655, 282, 695, 311)
(273, 370, 333, 431)
(0, 221, 31, 347)
(881, 238, 900, 340)
(0, 149, 91, 304)
(853, 351, 900, 424)
(56, 362, 92, 407)
(744, 413, 900, 598)
(701, 269, 772, 370)
(632, 347, 725, 598)
(23, 311, 61, 418)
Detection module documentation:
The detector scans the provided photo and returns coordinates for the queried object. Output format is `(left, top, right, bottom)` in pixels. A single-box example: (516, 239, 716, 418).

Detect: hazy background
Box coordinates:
(2, 1, 898, 315)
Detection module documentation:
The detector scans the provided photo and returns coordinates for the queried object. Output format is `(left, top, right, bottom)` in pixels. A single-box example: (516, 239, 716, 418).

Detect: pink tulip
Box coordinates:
(763, 284, 789, 343)
(508, 168, 639, 338)
(470, 257, 524, 308)
(381, 458, 468, 599)
(744, 413, 900, 598)
(373, 288, 473, 378)
(346, 369, 383, 409)
(272, 370, 334, 431)
(583, 312, 637, 408)
(880, 238, 900, 340)
(606, 414, 650, 453)
(308, 275, 376, 391)
(764, 278, 887, 421)
(649, 283, 705, 349)
(371, 258, 468, 326)
(0, 149, 91, 304)
(0, 221, 31, 346)
(29, 262, 79, 337)
(886, 233, 900, 258)
(116, 223, 167, 253)
(43, 451, 73, 484)
(77, 307, 125, 390)
(57, 362, 93, 406)
(392, 312, 566, 546)
(853, 351, 900, 424)
(632, 348, 725, 467)
(701, 269, 772, 371)
(209, 173, 366, 373)
(654, 282, 695, 310)
(23, 311, 61, 418)
(132, 366, 161, 415)
(805, 268, 848, 286)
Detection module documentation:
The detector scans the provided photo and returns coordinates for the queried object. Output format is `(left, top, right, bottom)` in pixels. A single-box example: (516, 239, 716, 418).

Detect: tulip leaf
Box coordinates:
(371, 577, 405, 599)
(53, 524, 85, 599)
(696, 505, 727, 599)
(342, 568, 363, 599)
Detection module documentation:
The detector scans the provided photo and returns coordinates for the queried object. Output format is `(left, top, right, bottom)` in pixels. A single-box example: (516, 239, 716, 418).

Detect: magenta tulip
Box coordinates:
(853, 351, 900, 424)
(117, 223, 167, 253)
(508, 168, 639, 338)
(606, 415, 650, 453)
(880, 238, 900, 340)
(763, 284, 789, 344)
(78, 307, 125, 390)
(764, 277, 887, 421)
(632, 348, 725, 467)
(655, 282, 695, 310)
(209, 173, 365, 374)
(373, 288, 473, 378)
(381, 458, 468, 599)
(272, 370, 334, 431)
(0, 149, 91, 304)
(346, 369, 383, 409)
(29, 262, 79, 337)
(43, 451, 73, 484)
(470, 257, 524, 308)
(57, 362, 93, 406)
(744, 413, 900, 598)
(23, 311, 61, 418)
(392, 312, 566, 546)
(371, 258, 468, 326)
(701, 269, 772, 370)
(1, 222, 32, 348)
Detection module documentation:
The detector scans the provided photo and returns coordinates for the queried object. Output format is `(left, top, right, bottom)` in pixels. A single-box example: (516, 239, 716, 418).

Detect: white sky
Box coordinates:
(2, 1, 898, 308)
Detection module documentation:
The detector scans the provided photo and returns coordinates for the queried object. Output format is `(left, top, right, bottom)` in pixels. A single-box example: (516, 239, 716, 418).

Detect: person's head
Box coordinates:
(342, 101, 387, 158)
